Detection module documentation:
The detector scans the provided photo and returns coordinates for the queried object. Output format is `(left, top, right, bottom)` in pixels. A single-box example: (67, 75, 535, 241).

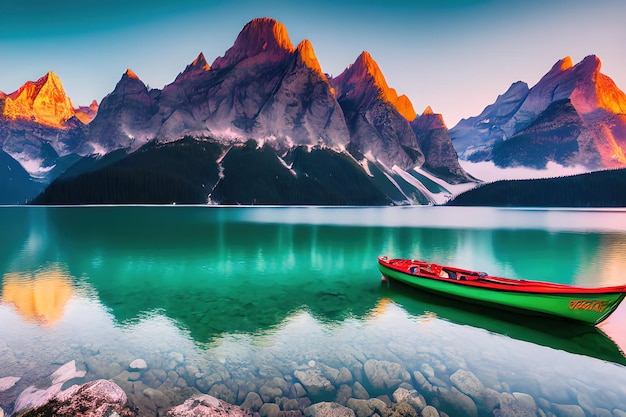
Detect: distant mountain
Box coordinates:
(447, 168, 626, 207)
(450, 55, 626, 170)
(0, 71, 95, 180)
(2, 71, 75, 128)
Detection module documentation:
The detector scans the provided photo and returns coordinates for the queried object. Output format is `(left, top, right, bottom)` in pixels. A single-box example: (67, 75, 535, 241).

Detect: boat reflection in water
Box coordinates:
(1, 264, 73, 326)
(379, 279, 626, 366)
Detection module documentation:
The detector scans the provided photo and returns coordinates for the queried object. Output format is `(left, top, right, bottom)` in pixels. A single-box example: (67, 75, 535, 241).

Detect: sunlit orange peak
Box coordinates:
(559, 56, 573, 71)
(192, 52, 210, 71)
(395, 94, 416, 121)
(296, 40, 323, 75)
(2, 71, 75, 128)
(125, 68, 140, 80)
(422, 105, 434, 115)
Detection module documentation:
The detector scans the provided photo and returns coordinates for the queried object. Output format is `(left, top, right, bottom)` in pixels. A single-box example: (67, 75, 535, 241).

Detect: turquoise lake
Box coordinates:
(1, 206, 626, 416)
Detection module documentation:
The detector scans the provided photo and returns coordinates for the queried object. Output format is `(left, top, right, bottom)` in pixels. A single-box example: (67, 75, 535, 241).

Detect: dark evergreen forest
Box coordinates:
(447, 168, 626, 207)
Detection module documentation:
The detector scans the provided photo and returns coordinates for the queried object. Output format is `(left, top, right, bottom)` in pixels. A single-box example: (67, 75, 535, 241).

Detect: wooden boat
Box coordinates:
(377, 256, 626, 325)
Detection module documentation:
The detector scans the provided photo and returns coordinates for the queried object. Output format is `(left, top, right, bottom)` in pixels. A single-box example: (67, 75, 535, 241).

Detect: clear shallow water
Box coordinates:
(1, 206, 626, 416)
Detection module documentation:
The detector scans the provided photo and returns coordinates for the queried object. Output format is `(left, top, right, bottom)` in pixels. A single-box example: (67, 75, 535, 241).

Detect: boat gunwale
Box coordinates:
(378, 256, 626, 295)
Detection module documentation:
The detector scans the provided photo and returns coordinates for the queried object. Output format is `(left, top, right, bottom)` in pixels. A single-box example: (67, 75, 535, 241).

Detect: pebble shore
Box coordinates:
(2, 343, 626, 417)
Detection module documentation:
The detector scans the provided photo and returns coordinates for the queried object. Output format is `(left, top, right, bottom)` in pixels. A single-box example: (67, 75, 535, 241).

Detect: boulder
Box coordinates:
(17, 379, 135, 417)
(363, 360, 411, 392)
(51, 360, 87, 385)
(421, 406, 439, 417)
(346, 398, 372, 417)
(167, 394, 255, 417)
(14, 383, 64, 414)
(0, 376, 20, 392)
(438, 387, 478, 417)
(494, 392, 537, 417)
(391, 387, 426, 412)
(208, 383, 236, 404)
(129, 359, 148, 371)
(352, 382, 369, 400)
(551, 403, 585, 417)
(304, 402, 355, 417)
(449, 370, 484, 399)
(241, 391, 263, 411)
(260, 403, 281, 417)
(294, 369, 335, 398)
(260, 385, 283, 402)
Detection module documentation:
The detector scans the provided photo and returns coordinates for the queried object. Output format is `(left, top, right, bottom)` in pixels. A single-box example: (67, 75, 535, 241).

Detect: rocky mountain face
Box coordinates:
(331, 51, 421, 170)
(1, 17, 488, 205)
(83, 69, 159, 154)
(155, 18, 351, 149)
(0, 71, 95, 181)
(411, 107, 476, 183)
(450, 55, 626, 169)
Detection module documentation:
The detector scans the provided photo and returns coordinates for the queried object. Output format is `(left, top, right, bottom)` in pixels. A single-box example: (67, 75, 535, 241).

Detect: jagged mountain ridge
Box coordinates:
(13, 18, 626, 205)
(450, 55, 626, 170)
(82, 18, 468, 181)
(1, 17, 475, 205)
(0, 71, 98, 181)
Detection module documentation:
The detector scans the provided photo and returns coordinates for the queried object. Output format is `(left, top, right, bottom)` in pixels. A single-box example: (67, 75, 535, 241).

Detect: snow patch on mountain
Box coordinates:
(392, 166, 437, 205)
(277, 155, 297, 177)
(460, 160, 589, 182)
(11, 155, 55, 178)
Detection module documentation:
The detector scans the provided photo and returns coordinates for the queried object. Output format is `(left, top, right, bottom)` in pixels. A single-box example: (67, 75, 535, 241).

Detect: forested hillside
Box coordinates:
(447, 169, 626, 207)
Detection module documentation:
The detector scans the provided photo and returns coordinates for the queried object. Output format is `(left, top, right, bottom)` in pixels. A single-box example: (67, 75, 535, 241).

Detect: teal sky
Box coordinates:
(1, 0, 624, 126)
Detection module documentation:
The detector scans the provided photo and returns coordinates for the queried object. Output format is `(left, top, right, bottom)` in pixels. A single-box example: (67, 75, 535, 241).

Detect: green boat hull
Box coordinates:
(378, 263, 626, 325)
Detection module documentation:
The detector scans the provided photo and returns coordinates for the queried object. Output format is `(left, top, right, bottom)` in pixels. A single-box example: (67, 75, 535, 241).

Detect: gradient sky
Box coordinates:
(1, 0, 624, 127)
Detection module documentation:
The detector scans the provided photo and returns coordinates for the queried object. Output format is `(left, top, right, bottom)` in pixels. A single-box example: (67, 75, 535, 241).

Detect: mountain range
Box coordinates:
(450, 55, 626, 170)
(1, 17, 625, 205)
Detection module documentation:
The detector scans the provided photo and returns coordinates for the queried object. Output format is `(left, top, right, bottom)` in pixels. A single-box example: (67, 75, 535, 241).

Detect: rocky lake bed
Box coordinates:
(2, 333, 625, 417)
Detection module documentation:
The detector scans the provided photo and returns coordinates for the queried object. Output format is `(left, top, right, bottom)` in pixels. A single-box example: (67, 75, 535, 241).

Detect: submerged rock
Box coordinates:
(166, 394, 255, 417)
(363, 360, 411, 392)
(294, 370, 335, 398)
(129, 359, 148, 371)
(51, 360, 87, 385)
(304, 402, 355, 417)
(494, 392, 536, 417)
(0, 376, 20, 392)
(420, 406, 440, 417)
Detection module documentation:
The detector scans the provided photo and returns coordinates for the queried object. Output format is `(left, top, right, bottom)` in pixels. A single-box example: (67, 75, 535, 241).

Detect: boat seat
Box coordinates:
(443, 269, 456, 279)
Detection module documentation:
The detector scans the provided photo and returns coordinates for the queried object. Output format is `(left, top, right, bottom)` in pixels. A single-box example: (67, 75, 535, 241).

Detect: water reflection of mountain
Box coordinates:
(380, 281, 626, 366)
(1, 264, 73, 326)
(9, 207, 623, 355)
(42, 207, 399, 341)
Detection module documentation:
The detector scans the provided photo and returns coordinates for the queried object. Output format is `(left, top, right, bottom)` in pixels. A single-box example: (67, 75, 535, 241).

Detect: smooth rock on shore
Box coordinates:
(16, 379, 136, 417)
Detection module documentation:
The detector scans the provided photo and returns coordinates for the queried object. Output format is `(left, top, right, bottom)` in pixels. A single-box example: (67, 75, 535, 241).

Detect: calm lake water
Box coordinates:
(1, 206, 626, 416)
